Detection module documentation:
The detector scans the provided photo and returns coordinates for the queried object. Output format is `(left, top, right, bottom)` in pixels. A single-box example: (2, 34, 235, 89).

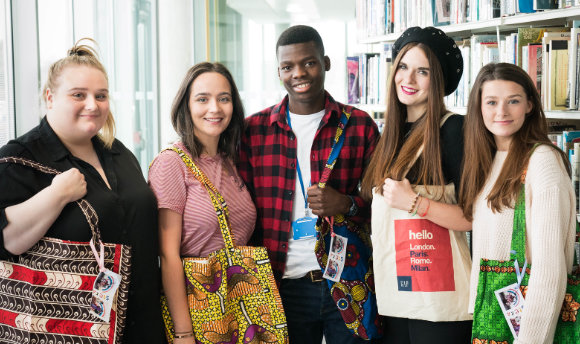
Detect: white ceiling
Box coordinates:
(226, 0, 356, 23)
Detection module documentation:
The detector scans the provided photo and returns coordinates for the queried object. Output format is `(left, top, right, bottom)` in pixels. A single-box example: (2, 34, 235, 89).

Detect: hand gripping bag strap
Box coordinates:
(0, 156, 132, 344)
(0, 156, 102, 246)
(315, 108, 383, 340)
(158, 147, 289, 344)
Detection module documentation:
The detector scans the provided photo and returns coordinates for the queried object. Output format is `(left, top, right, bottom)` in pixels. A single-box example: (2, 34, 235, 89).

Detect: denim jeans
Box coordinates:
(280, 276, 369, 344)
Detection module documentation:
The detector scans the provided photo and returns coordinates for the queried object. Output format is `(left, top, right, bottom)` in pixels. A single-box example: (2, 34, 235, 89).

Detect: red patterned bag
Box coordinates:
(0, 157, 132, 344)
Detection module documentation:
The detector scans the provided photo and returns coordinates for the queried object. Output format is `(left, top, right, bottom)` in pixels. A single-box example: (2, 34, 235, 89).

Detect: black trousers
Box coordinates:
(380, 316, 472, 344)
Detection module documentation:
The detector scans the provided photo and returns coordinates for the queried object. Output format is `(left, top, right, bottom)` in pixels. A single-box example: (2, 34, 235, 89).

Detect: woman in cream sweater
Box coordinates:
(459, 63, 576, 343)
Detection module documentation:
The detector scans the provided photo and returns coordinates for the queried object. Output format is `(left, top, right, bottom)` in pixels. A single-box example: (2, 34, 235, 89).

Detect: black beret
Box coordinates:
(392, 26, 463, 96)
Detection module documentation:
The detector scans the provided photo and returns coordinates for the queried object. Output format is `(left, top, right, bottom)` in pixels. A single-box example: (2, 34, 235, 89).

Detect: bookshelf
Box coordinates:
(352, 2, 580, 214)
(360, 7, 580, 44)
(352, 4, 580, 120)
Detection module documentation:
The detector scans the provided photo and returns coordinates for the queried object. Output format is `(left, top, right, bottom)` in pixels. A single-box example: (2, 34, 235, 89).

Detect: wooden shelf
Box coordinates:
(358, 105, 580, 120)
(359, 7, 580, 44)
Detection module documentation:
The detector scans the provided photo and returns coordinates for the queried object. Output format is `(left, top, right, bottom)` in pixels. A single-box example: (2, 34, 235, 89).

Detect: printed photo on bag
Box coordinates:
(95, 272, 114, 292)
(495, 283, 525, 338)
(90, 296, 105, 317)
(331, 235, 346, 255)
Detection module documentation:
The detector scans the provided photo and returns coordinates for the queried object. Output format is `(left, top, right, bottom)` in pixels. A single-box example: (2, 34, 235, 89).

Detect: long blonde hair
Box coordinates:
(43, 38, 115, 148)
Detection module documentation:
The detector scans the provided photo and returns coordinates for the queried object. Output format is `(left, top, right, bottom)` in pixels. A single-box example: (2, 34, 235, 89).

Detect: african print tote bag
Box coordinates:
(472, 186, 580, 344)
(159, 147, 288, 344)
(314, 108, 383, 340)
(0, 157, 132, 344)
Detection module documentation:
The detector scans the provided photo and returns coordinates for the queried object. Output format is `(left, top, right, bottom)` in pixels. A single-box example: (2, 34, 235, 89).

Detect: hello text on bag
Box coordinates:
(394, 218, 455, 292)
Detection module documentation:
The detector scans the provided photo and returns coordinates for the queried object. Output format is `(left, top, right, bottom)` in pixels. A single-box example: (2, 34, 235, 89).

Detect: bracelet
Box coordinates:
(418, 198, 430, 217)
(411, 197, 422, 216)
(174, 332, 194, 339)
(408, 192, 420, 214)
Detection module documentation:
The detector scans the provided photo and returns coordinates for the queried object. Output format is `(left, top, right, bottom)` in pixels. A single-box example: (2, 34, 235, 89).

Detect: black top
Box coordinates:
(403, 114, 464, 194)
(0, 117, 164, 343)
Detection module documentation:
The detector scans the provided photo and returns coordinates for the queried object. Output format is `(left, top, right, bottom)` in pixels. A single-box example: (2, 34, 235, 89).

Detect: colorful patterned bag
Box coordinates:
(472, 172, 580, 343)
(160, 147, 288, 344)
(314, 109, 382, 340)
(0, 157, 132, 344)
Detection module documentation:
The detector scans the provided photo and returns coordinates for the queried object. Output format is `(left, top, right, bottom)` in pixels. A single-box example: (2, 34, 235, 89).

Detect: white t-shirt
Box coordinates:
(283, 109, 325, 279)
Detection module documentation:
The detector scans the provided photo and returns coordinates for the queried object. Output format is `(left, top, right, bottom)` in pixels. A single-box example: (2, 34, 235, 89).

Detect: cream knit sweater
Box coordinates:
(469, 145, 576, 344)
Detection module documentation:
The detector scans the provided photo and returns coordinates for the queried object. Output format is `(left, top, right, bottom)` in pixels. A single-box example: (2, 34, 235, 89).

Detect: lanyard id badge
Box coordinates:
(287, 108, 317, 240)
(292, 216, 317, 239)
(90, 239, 121, 322)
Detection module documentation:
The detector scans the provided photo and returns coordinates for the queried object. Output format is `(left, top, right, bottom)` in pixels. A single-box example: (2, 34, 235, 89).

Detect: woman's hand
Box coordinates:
(3, 168, 88, 255)
(382, 178, 417, 211)
(50, 168, 87, 204)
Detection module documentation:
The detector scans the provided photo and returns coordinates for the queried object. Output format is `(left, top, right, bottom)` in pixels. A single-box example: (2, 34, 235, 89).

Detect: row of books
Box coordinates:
(356, 0, 579, 39)
(549, 128, 580, 211)
(347, 46, 393, 106)
(445, 24, 580, 111)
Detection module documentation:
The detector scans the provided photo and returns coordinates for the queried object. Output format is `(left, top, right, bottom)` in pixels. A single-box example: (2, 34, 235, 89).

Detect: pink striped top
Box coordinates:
(148, 142, 256, 257)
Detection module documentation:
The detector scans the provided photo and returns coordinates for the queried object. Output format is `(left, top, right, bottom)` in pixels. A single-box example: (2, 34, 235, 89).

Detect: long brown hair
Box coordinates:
(171, 62, 245, 162)
(361, 43, 448, 200)
(459, 63, 570, 221)
(43, 38, 115, 148)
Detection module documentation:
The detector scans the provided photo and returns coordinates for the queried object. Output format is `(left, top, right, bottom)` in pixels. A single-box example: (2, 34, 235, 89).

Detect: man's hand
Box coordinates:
(306, 185, 351, 217)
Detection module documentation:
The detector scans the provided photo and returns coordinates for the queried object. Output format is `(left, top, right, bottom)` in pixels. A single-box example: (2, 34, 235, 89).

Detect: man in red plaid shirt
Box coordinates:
(238, 25, 379, 343)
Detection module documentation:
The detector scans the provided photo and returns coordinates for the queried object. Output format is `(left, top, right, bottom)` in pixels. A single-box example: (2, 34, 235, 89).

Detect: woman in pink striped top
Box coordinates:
(148, 62, 256, 343)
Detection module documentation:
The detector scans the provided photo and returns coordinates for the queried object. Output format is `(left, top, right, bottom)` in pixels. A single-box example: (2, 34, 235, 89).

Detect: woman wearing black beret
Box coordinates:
(361, 27, 472, 343)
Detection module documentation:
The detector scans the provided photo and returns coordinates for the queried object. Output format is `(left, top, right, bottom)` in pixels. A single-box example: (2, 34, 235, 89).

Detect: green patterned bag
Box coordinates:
(472, 183, 580, 344)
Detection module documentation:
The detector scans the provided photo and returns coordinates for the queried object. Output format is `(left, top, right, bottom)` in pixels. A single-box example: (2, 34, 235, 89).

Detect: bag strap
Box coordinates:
(509, 143, 543, 266)
(167, 146, 235, 250)
(318, 109, 351, 187)
(0, 156, 102, 247)
(403, 112, 455, 178)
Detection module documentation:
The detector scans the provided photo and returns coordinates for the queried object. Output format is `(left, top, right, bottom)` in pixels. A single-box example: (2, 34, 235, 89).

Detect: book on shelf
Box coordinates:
(576, 34, 580, 110)
(533, 0, 558, 9)
(347, 56, 360, 104)
(501, 0, 517, 17)
(527, 44, 543, 95)
(450, 0, 468, 24)
(470, 35, 500, 86)
(561, 130, 580, 158)
(568, 22, 580, 110)
(433, 0, 451, 26)
(541, 32, 571, 109)
(517, 0, 535, 13)
(548, 39, 569, 111)
(522, 45, 529, 72)
(348, 47, 393, 106)
(516, 27, 568, 67)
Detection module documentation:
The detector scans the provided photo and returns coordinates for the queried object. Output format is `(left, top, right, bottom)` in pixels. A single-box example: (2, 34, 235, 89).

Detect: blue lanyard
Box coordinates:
(286, 108, 309, 209)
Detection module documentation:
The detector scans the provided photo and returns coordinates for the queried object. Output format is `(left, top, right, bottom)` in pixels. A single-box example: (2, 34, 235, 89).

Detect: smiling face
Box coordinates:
(46, 65, 110, 145)
(394, 46, 431, 121)
(189, 72, 233, 152)
(481, 79, 533, 151)
(277, 41, 330, 115)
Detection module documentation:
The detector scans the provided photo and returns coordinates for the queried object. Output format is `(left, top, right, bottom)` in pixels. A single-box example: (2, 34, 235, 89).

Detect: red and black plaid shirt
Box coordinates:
(238, 92, 380, 280)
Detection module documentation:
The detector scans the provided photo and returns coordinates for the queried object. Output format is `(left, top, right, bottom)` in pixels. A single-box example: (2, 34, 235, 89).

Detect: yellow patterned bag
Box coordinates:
(160, 147, 288, 344)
